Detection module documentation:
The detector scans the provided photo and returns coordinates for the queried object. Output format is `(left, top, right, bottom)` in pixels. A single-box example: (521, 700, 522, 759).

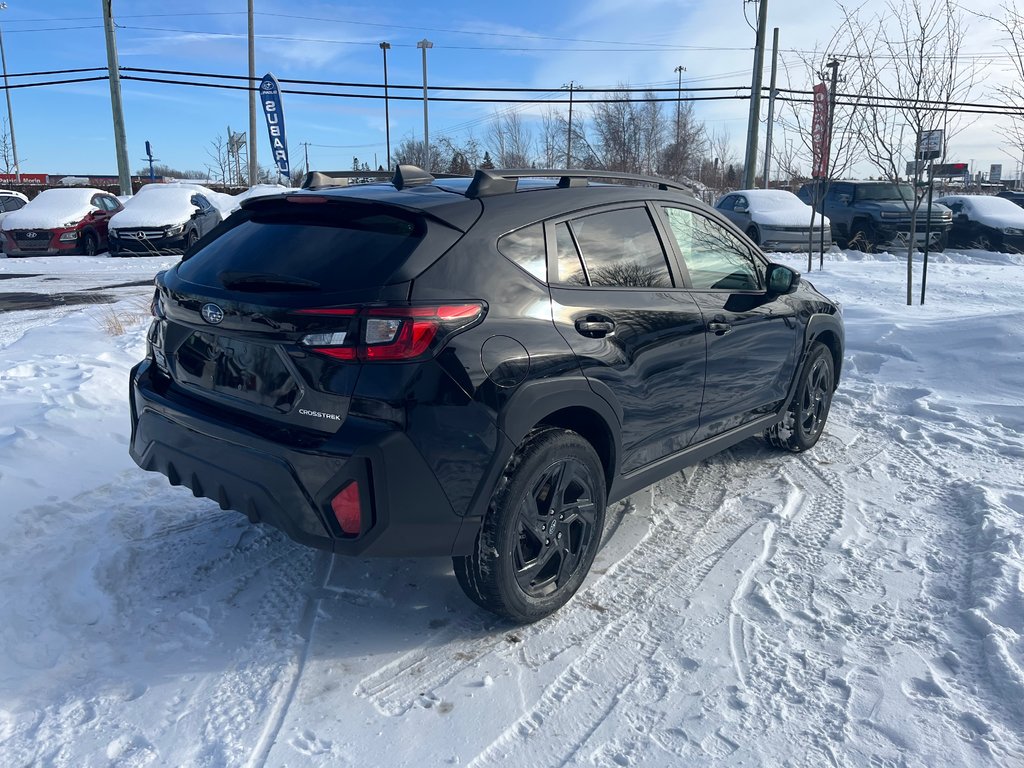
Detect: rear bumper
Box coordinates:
(760, 228, 833, 252)
(129, 360, 471, 556)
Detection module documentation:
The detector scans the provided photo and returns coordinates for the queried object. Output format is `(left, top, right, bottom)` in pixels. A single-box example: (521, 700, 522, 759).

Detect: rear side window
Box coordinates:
(567, 207, 672, 288)
(176, 204, 426, 291)
(497, 223, 546, 281)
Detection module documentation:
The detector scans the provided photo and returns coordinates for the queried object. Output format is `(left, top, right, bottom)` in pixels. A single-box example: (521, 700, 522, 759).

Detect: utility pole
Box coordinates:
(417, 39, 433, 171)
(674, 65, 686, 146)
(301, 141, 310, 176)
(101, 0, 131, 195)
(762, 27, 779, 189)
(821, 56, 841, 269)
(563, 81, 578, 168)
(743, 0, 768, 189)
(379, 42, 391, 169)
(0, 3, 20, 182)
(247, 0, 257, 186)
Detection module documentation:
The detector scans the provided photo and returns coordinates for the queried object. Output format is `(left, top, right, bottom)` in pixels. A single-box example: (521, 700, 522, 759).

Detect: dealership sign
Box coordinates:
(811, 83, 830, 179)
(260, 73, 290, 176)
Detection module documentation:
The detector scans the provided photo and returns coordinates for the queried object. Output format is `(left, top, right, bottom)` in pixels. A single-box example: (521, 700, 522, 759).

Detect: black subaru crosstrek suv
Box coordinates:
(129, 166, 844, 622)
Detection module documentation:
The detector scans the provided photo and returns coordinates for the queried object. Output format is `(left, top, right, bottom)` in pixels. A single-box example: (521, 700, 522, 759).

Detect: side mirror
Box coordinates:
(766, 263, 801, 294)
(734, 203, 749, 213)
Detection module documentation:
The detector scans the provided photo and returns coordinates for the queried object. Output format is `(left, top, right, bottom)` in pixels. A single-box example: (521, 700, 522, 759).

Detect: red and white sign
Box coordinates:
(0, 173, 48, 185)
(811, 82, 830, 179)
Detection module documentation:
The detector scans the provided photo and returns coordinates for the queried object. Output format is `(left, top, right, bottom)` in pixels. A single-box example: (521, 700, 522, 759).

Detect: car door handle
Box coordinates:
(708, 321, 732, 335)
(575, 319, 615, 338)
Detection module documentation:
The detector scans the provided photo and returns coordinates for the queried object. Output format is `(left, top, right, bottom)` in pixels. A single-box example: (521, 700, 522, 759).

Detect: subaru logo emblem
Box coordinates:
(201, 303, 224, 325)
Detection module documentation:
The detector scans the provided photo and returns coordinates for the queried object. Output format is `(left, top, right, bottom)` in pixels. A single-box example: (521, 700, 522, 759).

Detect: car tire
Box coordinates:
(746, 225, 761, 247)
(453, 428, 606, 623)
(186, 230, 200, 250)
(82, 232, 98, 257)
(765, 342, 835, 453)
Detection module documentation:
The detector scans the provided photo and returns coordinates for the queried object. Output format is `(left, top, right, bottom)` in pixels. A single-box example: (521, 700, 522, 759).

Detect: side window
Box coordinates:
(717, 195, 736, 211)
(90, 195, 104, 210)
(664, 207, 762, 292)
(103, 196, 119, 211)
(497, 223, 546, 282)
(8, 197, 25, 211)
(568, 207, 672, 288)
(554, 222, 587, 285)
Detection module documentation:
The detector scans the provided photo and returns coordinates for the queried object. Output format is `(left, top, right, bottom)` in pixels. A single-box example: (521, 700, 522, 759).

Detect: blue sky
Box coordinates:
(0, 0, 1018, 180)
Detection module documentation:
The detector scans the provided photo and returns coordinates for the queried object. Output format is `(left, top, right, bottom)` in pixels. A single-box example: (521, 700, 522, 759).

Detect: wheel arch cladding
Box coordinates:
(810, 325, 843, 387)
(535, 405, 617, 491)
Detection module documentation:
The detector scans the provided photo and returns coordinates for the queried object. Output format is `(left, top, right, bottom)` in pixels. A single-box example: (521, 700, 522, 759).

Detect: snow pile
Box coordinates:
(109, 184, 213, 229)
(1, 188, 103, 230)
(740, 188, 831, 228)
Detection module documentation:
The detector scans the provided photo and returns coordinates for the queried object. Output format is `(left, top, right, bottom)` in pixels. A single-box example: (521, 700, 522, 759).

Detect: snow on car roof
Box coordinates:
(1, 187, 105, 230)
(110, 184, 217, 229)
(737, 189, 807, 212)
(953, 195, 1024, 218)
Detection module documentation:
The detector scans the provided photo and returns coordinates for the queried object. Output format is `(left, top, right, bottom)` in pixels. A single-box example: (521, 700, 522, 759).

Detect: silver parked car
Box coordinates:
(715, 189, 832, 252)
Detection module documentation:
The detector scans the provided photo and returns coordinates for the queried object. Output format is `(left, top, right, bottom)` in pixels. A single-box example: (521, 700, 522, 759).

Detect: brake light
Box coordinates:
(331, 481, 362, 536)
(297, 303, 485, 362)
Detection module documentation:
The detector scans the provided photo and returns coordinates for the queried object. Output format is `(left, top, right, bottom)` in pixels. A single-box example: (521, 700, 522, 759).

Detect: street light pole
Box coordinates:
(247, 0, 257, 185)
(674, 65, 686, 146)
(417, 39, 433, 171)
(0, 3, 20, 182)
(563, 81, 578, 168)
(379, 42, 391, 170)
(101, 0, 131, 195)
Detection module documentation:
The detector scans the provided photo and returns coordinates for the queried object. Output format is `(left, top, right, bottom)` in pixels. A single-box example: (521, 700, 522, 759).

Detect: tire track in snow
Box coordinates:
(468, 464, 767, 767)
(355, 459, 733, 717)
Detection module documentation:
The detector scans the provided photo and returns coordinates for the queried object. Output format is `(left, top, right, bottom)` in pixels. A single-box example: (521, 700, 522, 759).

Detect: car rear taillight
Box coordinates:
(296, 303, 485, 362)
(331, 481, 362, 536)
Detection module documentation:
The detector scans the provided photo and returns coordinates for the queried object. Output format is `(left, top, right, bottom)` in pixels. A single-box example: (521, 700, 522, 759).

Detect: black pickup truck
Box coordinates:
(797, 180, 952, 252)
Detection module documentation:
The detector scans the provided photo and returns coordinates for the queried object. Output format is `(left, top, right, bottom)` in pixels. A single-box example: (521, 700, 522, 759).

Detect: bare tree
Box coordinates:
(659, 98, 707, 182)
(205, 134, 231, 186)
(975, 4, 1024, 183)
(838, 0, 980, 303)
(0, 119, 14, 176)
(487, 110, 534, 167)
(590, 88, 668, 176)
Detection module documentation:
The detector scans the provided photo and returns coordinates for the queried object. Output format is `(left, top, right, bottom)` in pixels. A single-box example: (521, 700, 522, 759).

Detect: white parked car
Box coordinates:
(0, 190, 28, 229)
(935, 194, 1024, 252)
(108, 183, 226, 256)
(714, 189, 832, 251)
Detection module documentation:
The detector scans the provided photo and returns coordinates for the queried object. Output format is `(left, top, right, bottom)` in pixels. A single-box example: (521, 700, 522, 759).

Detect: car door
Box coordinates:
(656, 204, 803, 443)
(547, 204, 707, 473)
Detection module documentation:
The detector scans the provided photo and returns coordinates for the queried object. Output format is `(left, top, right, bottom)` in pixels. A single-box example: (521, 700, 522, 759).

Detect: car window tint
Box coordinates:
(718, 195, 735, 211)
(103, 196, 119, 211)
(7, 197, 24, 211)
(554, 222, 587, 285)
(568, 207, 671, 288)
(664, 207, 762, 291)
(497, 223, 546, 281)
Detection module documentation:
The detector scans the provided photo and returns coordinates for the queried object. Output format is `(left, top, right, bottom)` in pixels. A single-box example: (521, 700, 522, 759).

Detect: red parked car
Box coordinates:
(1, 188, 123, 257)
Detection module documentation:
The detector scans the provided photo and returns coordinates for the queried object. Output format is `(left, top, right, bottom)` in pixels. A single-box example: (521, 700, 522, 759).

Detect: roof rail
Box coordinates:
(464, 168, 693, 199)
(300, 165, 462, 191)
(301, 170, 391, 190)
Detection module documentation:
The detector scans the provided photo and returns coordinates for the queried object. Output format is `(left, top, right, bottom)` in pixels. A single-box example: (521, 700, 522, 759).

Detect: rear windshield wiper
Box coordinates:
(219, 271, 321, 291)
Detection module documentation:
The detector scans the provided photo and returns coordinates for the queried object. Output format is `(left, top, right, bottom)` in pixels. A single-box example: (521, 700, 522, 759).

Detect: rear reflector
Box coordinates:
(331, 482, 362, 536)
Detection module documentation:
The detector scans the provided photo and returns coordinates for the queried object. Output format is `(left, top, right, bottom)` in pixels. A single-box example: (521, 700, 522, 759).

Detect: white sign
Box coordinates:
(990, 164, 1002, 182)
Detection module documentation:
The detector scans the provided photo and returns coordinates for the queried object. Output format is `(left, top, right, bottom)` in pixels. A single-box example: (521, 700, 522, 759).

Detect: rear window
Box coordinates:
(176, 204, 426, 290)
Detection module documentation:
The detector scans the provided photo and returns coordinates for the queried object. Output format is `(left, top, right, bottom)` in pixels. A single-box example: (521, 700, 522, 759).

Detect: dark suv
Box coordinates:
(129, 166, 844, 622)
(798, 180, 952, 252)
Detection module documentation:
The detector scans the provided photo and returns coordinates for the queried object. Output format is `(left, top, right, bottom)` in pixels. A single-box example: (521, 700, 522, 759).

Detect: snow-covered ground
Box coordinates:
(0, 250, 1022, 767)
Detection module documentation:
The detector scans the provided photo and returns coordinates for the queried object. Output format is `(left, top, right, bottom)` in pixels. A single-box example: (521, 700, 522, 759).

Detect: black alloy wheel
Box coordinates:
(746, 225, 761, 247)
(453, 429, 606, 623)
(82, 232, 98, 256)
(765, 342, 835, 452)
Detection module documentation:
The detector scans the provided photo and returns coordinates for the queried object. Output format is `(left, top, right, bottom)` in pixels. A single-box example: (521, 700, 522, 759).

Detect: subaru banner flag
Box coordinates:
(260, 73, 290, 176)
